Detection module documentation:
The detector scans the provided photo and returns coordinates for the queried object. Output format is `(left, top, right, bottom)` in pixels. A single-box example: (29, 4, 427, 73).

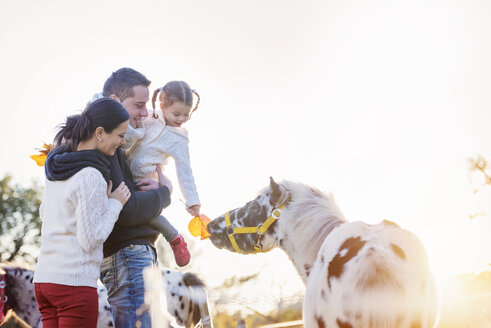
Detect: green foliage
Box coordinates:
(0, 174, 42, 264)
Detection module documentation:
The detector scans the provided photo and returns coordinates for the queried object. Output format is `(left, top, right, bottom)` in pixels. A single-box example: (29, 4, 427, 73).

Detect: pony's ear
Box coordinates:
(270, 177, 287, 206)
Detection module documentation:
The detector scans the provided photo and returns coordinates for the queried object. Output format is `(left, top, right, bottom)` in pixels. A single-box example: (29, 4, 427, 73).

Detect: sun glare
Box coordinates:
(420, 215, 491, 296)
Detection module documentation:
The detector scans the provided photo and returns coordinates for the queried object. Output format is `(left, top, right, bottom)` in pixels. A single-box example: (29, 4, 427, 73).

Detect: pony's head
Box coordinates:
(207, 177, 290, 254)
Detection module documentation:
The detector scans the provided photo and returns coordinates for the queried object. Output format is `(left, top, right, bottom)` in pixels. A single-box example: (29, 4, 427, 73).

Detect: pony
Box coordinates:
(0, 262, 212, 328)
(161, 269, 213, 328)
(145, 268, 213, 328)
(207, 178, 439, 328)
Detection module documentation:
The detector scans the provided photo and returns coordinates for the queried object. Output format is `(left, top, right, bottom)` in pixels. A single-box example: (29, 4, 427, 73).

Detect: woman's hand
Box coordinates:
(107, 180, 131, 206)
(187, 204, 201, 217)
(156, 165, 173, 194)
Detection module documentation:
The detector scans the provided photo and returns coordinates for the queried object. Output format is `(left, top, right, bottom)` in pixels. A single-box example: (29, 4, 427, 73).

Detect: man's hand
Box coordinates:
(136, 178, 160, 191)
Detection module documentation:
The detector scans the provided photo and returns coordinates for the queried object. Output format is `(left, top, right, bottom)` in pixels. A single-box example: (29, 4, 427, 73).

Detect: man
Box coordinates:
(99, 68, 171, 328)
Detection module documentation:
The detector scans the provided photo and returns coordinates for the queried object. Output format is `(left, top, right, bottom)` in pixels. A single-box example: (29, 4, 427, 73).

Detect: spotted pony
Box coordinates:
(0, 263, 211, 328)
(207, 178, 439, 328)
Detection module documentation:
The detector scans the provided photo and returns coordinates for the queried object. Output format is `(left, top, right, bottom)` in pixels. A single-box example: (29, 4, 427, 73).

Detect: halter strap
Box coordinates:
(224, 205, 285, 254)
(0, 274, 8, 324)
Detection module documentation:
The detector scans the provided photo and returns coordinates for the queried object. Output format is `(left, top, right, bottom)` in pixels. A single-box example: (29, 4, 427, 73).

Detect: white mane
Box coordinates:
(258, 180, 349, 281)
(277, 181, 347, 260)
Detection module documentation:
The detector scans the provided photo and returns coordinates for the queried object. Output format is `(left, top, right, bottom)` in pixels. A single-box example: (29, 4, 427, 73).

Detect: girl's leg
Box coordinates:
(148, 215, 190, 266)
(147, 215, 178, 242)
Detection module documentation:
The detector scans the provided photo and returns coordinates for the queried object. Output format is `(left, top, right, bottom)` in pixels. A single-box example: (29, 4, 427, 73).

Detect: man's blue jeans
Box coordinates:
(101, 244, 157, 328)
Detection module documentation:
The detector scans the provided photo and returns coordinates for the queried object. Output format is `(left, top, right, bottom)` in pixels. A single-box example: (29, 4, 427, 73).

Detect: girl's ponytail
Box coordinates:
(190, 89, 200, 118)
(151, 87, 163, 119)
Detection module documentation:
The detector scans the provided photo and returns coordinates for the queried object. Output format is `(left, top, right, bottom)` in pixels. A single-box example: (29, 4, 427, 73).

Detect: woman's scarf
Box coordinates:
(45, 145, 110, 182)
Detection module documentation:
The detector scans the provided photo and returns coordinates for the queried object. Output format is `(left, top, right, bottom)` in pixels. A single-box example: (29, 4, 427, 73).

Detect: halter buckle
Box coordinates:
(256, 223, 264, 235)
(1, 296, 7, 303)
(226, 226, 235, 235)
(0, 281, 5, 289)
(271, 208, 281, 220)
(254, 243, 262, 251)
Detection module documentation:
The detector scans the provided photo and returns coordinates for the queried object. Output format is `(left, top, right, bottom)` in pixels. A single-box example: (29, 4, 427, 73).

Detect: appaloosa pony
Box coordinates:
(207, 178, 439, 328)
(0, 262, 212, 328)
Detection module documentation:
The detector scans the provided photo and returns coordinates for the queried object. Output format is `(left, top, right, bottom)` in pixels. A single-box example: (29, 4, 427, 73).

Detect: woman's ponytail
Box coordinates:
(54, 114, 91, 152)
(53, 98, 129, 153)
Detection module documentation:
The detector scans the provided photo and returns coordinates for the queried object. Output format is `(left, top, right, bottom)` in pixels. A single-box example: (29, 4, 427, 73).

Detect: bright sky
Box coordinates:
(1, 0, 491, 312)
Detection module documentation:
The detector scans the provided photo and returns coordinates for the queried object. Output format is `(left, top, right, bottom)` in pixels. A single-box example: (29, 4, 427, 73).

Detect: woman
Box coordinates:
(33, 98, 131, 328)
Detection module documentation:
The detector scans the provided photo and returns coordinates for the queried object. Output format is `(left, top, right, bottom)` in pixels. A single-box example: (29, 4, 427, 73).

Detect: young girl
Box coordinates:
(123, 80, 201, 267)
(33, 98, 131, 328)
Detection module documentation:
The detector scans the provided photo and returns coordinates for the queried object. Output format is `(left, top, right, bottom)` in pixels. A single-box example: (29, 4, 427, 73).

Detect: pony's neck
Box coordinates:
(276, 201, 345, 283)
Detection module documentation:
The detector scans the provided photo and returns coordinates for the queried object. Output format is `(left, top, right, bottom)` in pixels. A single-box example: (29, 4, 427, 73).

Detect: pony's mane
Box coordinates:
(279, 181, 347, 255)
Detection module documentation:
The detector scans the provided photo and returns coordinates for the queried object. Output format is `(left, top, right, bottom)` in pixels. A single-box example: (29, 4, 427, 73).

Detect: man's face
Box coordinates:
(120, 85, 149, 128)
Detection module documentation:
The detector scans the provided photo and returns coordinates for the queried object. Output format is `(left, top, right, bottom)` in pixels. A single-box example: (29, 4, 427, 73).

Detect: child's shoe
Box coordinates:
(169, 234, 191, 267)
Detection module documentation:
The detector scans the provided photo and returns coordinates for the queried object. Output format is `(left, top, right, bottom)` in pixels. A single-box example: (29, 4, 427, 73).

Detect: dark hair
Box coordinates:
(151, 81, 200, 119)
(54, 98, 129, 152)
(102, 67, 151, 101)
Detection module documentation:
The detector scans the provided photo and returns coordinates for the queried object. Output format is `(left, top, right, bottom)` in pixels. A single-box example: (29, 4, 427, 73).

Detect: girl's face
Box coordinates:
(97, 120, 129, 156)
(161, 101, 191, 128)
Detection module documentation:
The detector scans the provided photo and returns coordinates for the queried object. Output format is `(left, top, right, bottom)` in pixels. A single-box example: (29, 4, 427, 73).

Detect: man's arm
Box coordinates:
(117, 185, 170, 227)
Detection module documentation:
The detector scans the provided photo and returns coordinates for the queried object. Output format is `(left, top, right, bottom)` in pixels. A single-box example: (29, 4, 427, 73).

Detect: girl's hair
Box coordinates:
(151, 81, 200, 119)
(54, 98, 129, 152)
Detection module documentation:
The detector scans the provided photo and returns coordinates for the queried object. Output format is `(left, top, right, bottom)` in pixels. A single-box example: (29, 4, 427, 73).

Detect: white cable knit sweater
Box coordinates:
(33, 167, 122, 288)
(124, 116, 200, 207)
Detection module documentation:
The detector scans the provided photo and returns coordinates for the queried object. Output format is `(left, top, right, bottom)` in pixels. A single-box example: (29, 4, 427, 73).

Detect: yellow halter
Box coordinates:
(224, 205, 285, 254)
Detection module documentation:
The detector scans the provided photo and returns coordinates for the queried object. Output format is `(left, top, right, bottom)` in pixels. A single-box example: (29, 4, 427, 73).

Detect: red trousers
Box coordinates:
(34, 283, 98, 328)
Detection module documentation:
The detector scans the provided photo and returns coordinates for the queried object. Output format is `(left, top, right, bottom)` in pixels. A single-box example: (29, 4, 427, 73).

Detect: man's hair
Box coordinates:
(102, 68, 151, 101)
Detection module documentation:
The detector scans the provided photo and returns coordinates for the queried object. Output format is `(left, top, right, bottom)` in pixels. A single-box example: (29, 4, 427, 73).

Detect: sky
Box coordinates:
(1, 0, 491, 312)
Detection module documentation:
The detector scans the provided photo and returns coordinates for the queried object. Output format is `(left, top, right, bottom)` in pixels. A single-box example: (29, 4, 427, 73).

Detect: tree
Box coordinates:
(468, 155, 491, 193)
(468, 155, 491, 220)
(0, 174, 42, 264)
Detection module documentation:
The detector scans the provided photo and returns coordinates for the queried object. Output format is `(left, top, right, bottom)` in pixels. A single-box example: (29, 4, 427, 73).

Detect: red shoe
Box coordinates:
(169, 234, 191, 267)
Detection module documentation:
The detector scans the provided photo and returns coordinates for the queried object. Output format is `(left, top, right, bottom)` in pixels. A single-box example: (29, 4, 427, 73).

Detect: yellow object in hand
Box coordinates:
(188, 214, 211, 240)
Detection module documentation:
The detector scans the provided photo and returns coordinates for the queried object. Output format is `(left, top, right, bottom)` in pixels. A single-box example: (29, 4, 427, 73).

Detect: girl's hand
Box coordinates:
(156, 165, 173, 194)
(108, 181, 131, 206)
(187, 205, 201, 217)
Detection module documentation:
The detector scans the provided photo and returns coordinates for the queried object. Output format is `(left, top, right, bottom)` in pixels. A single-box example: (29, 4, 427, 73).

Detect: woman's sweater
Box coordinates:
(33, 167, 122, 288)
